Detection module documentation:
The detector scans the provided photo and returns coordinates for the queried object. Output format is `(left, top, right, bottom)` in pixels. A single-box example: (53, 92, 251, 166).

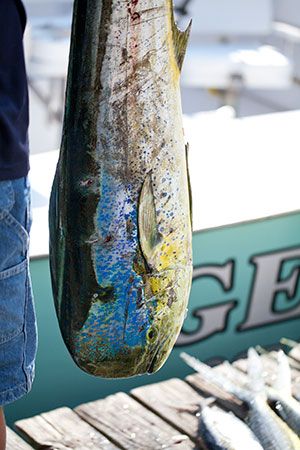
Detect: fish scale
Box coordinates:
(49, 0, 192, 377)
(273, 397, 300, 438)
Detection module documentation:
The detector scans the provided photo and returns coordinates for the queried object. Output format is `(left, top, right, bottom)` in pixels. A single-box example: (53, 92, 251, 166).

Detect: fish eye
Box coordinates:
(147, 327, 158, 341)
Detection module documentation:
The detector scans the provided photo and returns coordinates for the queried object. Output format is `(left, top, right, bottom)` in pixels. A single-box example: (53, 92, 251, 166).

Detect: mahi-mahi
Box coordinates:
(49, 0, 193, 378)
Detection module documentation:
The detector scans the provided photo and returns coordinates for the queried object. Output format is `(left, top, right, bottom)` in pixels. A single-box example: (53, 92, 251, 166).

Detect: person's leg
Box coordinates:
(0, 407, 6, 450)
(0, 178, 37, 443)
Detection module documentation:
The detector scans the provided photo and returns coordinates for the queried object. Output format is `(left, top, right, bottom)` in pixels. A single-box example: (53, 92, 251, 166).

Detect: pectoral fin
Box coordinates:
(138, 172, 162, 270)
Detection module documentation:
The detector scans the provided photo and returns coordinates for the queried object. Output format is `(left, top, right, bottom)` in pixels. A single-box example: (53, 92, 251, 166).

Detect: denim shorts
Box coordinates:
(0, 177, 37, 406)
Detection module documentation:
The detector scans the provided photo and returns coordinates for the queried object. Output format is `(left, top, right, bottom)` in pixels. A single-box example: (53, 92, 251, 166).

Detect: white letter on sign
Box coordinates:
(240, 247, 300, 330)
(177, 261, 236, 346)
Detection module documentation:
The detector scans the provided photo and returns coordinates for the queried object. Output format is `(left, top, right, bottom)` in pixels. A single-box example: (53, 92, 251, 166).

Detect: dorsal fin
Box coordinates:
(170, 1, 192, 71)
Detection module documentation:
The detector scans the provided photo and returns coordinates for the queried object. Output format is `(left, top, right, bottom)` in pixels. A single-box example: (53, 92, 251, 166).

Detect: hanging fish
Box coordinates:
(49, 0, 193, 378)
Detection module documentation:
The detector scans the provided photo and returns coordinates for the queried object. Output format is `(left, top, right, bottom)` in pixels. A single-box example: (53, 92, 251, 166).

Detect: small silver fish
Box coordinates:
(181, 350, 300, 450)
(268, 351, 300, 437)
(199, 405, 263, 450)
(255, 344, 300, 402)
(281, 338, 300, 370)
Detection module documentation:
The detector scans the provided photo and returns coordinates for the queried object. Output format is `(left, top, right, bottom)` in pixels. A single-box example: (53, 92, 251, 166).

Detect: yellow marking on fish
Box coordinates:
(149, 276, 164, 295)
(159, 238, 180, 270)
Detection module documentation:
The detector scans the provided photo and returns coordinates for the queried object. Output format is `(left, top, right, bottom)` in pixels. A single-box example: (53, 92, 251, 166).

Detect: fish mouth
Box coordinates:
(147, 337, 168, 374)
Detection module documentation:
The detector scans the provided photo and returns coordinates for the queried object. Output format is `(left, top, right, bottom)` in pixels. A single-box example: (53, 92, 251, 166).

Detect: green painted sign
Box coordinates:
(6, 211, 300, 425)
(178, 211, 300, 361)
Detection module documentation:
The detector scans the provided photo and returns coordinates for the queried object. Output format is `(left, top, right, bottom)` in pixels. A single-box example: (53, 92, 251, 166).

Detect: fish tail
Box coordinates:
(255, 345, 269, 356)
(274, 350, 292, 397)
(247, 348, 266, 397)
(168, 0, 192, 71)
(281, 338, 299, 349)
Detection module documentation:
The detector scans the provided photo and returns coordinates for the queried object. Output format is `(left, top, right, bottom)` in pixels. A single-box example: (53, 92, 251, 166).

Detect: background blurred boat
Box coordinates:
(23, 0, 300, 152)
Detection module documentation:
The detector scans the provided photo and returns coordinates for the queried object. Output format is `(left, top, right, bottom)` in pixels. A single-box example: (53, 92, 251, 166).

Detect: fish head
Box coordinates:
(65, 262, 191, 378)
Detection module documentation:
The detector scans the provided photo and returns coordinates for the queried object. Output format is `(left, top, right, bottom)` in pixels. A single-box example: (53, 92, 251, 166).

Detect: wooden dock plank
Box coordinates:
(75, 392, 196, 450)
(15, 407, 118, 449)
(131, 377, 205, 445)
(11, 345, 300, 449)
(6, 428, 34, 450)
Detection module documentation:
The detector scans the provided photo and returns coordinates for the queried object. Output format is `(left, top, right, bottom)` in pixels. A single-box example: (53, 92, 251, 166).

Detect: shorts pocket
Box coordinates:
(0, 259, 27, 345)
(0, 179, 29, 272)
(0, 214, 28, 272)
(3, 212, 29, 253)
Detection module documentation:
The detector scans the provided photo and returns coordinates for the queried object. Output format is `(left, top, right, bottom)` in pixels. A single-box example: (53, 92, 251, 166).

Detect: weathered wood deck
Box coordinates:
(7, 348, 300, 450)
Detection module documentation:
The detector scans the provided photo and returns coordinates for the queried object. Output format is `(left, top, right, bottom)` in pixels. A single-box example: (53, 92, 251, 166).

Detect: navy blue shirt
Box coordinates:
(0, 0, 29, 181)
